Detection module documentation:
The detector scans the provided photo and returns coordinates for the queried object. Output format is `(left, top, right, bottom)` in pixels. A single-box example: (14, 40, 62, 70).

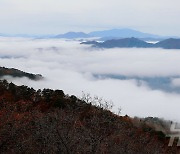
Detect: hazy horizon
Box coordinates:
(0, 28, 170, 37)
(0, 0, 180, 36)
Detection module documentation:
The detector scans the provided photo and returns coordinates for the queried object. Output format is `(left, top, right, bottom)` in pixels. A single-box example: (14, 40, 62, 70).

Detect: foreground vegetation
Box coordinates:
(0, 80, 179, 153)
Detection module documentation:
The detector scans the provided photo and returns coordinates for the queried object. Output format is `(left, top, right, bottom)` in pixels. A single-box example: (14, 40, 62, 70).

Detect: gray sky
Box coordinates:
(0, 0, 180, 35)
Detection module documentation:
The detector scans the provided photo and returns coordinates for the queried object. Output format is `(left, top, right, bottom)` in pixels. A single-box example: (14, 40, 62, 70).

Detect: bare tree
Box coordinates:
(81, 92, 114, 110)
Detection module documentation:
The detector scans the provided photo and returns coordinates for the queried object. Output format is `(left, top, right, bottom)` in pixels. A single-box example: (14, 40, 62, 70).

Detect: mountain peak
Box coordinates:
(55, 31, 90, 39)
(88, 28, 160, 38)
(82, 37, 152, 48)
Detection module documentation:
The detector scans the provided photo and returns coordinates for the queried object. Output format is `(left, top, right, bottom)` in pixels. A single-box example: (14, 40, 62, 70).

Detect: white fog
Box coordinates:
(1, 37, 180, 122)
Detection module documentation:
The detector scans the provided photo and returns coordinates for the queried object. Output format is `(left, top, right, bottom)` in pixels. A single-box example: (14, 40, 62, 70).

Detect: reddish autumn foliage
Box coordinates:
(0, 80, 179, 153)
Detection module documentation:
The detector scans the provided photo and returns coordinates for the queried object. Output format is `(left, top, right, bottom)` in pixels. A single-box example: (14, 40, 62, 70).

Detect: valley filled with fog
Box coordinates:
(1, 37, 180, 122)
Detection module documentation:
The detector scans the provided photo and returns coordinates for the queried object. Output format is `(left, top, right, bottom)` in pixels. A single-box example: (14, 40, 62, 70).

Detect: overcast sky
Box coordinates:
(0, 0, 179, 35)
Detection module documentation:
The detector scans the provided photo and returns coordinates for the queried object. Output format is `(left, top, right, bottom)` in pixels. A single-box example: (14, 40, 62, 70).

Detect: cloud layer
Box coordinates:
(1, 37, 180, 122)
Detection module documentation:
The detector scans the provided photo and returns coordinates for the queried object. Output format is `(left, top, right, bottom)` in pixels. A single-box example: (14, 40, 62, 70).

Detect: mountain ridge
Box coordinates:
(81, 37, 180, 49)
(0, 66, 43, 80)
(55, 32, 90, 39)
(88, 28, 160, 38)
(0, 28, 178, 39)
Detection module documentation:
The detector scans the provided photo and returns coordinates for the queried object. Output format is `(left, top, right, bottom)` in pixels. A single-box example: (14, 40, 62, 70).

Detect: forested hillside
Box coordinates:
(0, 80, 179, 153)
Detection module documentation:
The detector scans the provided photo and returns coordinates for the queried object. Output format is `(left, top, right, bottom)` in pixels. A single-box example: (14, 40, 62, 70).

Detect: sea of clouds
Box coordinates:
(1, 37, 180, 122)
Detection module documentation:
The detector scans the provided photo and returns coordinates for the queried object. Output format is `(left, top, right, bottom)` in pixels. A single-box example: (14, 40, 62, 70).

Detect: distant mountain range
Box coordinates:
(53, 28, 164, 39)
(0, 28, 178, 41)
(89, 28, 160, 38)
(155, 38, 180, 49)
(81, 37, 180, 49)
(94, 74, 180, 93)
